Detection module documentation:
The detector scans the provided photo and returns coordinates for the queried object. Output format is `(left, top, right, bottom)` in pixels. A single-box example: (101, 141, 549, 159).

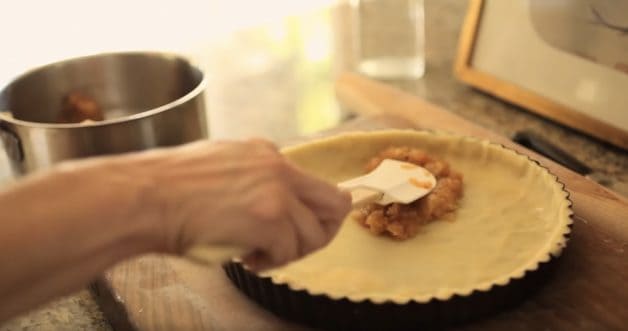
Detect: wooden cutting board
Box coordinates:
(92, 74, 628, 331)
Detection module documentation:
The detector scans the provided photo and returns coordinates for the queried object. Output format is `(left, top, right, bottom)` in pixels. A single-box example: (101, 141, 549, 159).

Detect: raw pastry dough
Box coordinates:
(262, 130, 572, 304)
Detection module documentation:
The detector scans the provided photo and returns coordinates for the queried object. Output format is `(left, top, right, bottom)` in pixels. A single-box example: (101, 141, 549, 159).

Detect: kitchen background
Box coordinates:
(0, 0, 342, 141)
(2, 0, 625, 188)
(0, 0, 626, 329)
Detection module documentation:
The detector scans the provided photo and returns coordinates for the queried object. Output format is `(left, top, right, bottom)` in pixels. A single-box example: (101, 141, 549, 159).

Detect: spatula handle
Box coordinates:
(346, 187, 382, 208)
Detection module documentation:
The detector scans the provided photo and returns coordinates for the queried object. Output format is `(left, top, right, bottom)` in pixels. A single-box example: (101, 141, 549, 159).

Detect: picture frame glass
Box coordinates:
(471, 0, 628, 132)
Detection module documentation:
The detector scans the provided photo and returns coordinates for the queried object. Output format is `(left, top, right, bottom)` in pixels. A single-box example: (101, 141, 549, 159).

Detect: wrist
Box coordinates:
(54, 155, 166, 255)
(103, 151, 176, 254)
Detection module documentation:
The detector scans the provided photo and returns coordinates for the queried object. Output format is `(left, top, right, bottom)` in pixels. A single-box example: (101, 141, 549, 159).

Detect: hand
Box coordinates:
(0, 138, 350, 321)
(129, 139, 351, 270)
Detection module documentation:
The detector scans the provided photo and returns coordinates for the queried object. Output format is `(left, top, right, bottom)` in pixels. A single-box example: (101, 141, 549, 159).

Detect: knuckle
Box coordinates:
(277, 242, 299, 265)
(338, 190, 352, 210)
(320, 218, 342, 244)
(319, 226, 334, 244)
(249, 138, 277, 148)
(248, 189, 288, 223)
(315, 228, 333, 250)
(264, 231, 297, 267)
(330, 191, 352, 220)
(305, 239, 325, 256)
(262, 155, 287, 174)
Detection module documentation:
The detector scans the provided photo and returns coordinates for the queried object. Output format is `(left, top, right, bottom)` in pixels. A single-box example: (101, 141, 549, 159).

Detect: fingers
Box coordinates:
(288, 195, 328, 255)
(244, 140, 349, 270)
(244, 137, 350, 226)
(163, 137, 350, 272)
(244, 193, 333, 272)
(283, 161, 352, 223)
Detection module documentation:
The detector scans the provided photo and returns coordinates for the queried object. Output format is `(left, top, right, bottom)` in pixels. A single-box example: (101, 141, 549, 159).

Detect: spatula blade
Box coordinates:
(338, 159, 436, 205)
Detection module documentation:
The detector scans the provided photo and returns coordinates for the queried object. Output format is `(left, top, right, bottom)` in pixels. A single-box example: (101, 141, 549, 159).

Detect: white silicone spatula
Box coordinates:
(186, 159, 436, 265)
(338, 158, 436, 207)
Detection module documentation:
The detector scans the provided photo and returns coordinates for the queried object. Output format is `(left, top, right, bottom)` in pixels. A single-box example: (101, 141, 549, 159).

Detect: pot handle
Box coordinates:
(0, 119, 23, 184)
(0, 124, 23, 163)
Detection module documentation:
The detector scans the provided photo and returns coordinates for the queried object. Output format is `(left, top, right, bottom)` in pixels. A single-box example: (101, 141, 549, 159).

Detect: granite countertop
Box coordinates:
(1, 0, 626, 330)
(0, 291, 111, 331)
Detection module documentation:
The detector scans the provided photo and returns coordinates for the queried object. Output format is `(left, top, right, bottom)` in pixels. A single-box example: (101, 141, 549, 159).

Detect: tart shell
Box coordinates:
(224, 130, 573, 330)
(225, 253, 562, 330)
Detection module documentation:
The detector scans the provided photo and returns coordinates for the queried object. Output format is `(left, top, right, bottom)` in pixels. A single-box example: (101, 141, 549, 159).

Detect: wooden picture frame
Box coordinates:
(455, 0, 628, 150)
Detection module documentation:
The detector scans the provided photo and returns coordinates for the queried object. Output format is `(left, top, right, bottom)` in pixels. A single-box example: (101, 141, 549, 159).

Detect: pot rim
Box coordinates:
(0, 51, 207, 129)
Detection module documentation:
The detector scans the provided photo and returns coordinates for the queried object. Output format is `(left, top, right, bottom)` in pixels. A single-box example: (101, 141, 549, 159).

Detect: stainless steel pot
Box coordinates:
(0, 52, 208, 176)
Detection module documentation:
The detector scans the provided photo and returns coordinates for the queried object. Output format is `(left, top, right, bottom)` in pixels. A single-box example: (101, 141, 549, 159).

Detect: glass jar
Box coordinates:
(350, 0, 426, 79)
